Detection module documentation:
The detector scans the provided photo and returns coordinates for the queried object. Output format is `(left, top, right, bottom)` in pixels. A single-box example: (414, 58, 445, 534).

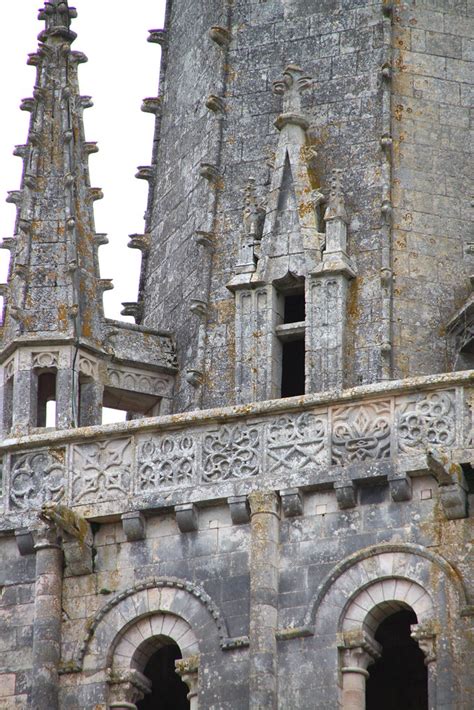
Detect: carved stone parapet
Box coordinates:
(122, 511, 146, 542)
(175, 503, 198, 533)
(209, 26, 231, 47)
(280, 488, 304, 517)
(107, 668, 152, 710)
(334, 480, 357, 509)
(228, 495, 251, 525)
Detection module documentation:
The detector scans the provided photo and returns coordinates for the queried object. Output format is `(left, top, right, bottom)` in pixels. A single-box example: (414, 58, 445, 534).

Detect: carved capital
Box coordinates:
(411, 623, 437, 665)
(107, 668, 151, 709)
(338, 630, 381, 673)
(248, 490, 279, 517)
(175, 654, 199, 700)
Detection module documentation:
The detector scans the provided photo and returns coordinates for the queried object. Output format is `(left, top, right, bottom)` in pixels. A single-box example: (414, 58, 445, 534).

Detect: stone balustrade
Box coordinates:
(0, 371, 472, 529)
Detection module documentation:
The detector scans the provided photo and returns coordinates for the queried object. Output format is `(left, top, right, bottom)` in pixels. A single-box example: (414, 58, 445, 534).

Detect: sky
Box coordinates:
(0, 0, 167, 321)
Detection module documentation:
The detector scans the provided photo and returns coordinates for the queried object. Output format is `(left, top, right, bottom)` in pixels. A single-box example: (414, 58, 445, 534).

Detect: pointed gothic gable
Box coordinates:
(256, 66, 323, 283)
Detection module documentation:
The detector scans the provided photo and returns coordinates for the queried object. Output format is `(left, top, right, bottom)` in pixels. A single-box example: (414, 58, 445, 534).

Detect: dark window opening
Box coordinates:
(281, 338, 305, 397)
(37, 372, 57, 428)
(284, 292, 305, 324)
(136, 642, 189, 710)
(366, 609, 428, 710)
(3, 375, 13, 432)
(102, 385, 161, 424)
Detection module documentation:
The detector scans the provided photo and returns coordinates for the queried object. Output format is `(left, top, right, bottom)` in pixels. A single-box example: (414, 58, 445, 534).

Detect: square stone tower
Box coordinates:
(0, 1, 472, 709)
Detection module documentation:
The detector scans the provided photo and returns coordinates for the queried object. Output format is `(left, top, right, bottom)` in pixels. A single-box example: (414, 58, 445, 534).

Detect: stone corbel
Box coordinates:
(106, 668, 152, 710)
(122, 511, 146, 542)
(175, 654, 199, 708)
(280, 488, 304, 517)
(228, 495, 251, 525)
(334, 479, 357, 510)
(427, 451, 468, 520)
(388, 469, 412, 502)
(175, 503, 198, 533)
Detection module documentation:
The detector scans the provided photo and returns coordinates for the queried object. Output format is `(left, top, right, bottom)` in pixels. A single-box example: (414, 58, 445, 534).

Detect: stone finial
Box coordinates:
(272, 64, 312, 113)
(324, 169, 349, 223)
(38, 0, 77, 35)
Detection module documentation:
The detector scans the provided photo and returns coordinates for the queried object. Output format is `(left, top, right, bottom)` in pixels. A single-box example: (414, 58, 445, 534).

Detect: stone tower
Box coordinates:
(0, 1, 473, 709)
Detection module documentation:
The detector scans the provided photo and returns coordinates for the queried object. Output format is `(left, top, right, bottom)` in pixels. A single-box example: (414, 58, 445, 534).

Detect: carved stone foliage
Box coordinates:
(32, 351, 59, 369)
(71, 438, 132, 503)
(331, 401, 391, 465)
(397, 390, 456, 454)
(9, 449, 65, 510)
(202, 425, 260, 482)
(267, 413, 327, 474)
(137, 434, 196, 491)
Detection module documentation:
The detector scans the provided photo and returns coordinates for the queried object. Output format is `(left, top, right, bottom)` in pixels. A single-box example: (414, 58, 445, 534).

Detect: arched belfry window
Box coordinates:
(338, 578, 436, 710)
(366, 608, 428, 710)
(136, 637, 189, 710)
(107, 612, 200, 710)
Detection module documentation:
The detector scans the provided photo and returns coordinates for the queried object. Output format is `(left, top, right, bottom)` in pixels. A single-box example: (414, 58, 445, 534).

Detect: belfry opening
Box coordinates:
(136, 641, 189, 710)
(366, 609, 428, 710)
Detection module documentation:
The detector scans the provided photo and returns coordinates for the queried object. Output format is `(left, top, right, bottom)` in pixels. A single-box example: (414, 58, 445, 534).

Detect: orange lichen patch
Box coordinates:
(394, 104, 404, 121)
(58, 303, 68, 329)
(50, 447, 65, 464)
(298, 200, 315, 219)
(347, 279, 360, 322)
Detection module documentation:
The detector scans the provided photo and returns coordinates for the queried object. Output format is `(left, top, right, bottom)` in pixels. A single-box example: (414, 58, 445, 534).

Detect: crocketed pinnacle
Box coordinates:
(1, 0, 110, 352)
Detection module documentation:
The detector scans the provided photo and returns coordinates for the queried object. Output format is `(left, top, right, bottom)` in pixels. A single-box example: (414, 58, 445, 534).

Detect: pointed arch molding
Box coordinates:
(76, 577, 249, 671)
(277, 543, 472, 640)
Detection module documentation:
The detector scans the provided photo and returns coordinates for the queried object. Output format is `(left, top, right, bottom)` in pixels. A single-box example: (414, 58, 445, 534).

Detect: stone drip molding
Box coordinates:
(276, 542, 472, 641)
(72, 577, 249, 672)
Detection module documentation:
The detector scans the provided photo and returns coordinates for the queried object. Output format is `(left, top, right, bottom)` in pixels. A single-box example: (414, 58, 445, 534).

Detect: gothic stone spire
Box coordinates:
(2, 0, 109, 351)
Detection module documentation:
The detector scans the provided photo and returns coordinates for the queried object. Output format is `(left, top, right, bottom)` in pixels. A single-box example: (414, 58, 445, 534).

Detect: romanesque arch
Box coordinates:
(309, 544, 468, 710)
(79, 578, 229, 710)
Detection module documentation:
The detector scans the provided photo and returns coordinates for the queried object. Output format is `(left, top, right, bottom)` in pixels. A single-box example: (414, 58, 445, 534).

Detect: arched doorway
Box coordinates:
(366, 609, 428, 710)
(136, 639, 190, 710)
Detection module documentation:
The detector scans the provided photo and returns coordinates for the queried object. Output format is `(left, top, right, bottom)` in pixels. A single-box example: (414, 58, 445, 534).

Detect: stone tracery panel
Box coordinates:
(71, 438, 132, 503)
(137, 434, 196, 491)
(396, 389, 456, 454)
(331, 401, 391, 465)
(9, 448, 66, 510)
(202, 424, 261, 482)
(267, 412, 327, 474)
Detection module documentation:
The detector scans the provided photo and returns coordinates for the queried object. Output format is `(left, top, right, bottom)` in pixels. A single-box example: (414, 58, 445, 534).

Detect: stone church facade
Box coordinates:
(0, 0, 473, 708)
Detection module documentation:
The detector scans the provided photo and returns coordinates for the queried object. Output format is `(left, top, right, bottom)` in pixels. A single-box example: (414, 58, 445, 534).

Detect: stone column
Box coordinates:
(175, 655, 200, 710)
(56, 367, 76, 429)
(338, 632, 380, 710)
(248, 491, 280, 710)
(78, 379, 103, 426)
(11, 368, 36, 435)
(411, 624, 437, 710)
(29, 523, 63, 710)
